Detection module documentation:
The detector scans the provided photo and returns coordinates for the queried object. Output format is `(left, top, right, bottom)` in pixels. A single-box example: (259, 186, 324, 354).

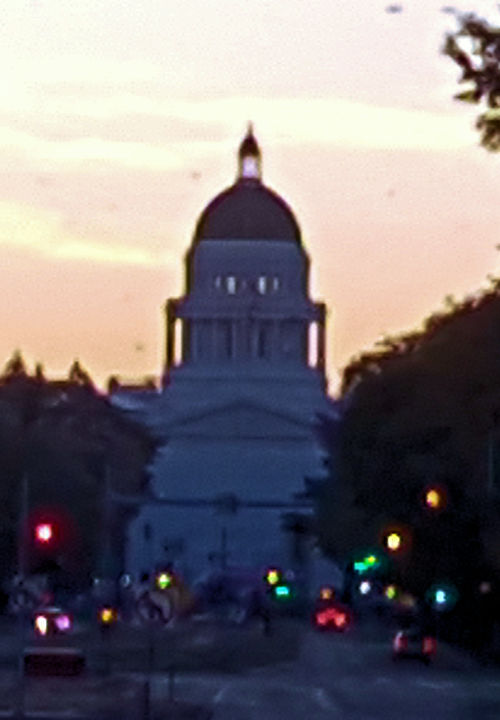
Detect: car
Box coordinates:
(33, 606, 73, 637)
(392, 627, 437, 665)
(313, 601, 351, 632)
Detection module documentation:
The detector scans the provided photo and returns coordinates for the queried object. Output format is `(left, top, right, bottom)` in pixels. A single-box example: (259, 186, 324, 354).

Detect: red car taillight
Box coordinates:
(315, 606, 350, 629)
(315, 611, 328, 626)
(394, 633, 408, 651)
(423, 637, 436, 654)
(334, 612, 347, 628)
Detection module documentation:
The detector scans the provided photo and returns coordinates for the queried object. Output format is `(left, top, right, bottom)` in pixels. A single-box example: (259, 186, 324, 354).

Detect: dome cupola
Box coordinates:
(193, 127, 301, 244)
(238, 123, 261, 181)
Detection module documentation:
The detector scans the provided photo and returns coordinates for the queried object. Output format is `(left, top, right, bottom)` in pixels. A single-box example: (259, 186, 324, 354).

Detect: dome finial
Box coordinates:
(238, 123, 261, 181)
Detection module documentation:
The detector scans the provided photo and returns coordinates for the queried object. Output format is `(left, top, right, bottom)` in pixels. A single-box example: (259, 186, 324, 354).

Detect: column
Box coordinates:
(211, 320, 217, 361)
(165, 299, 176, 376)
(231, 320, 237, 360)
(182, 319, 190, 363)
(317, 303, 326, 375)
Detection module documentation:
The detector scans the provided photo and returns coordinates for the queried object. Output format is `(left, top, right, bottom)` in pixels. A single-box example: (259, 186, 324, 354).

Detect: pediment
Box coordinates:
(167, 399, 312, 440)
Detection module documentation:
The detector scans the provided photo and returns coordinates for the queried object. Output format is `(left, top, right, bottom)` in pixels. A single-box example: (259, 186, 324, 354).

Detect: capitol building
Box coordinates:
(114, 127, 337, 581)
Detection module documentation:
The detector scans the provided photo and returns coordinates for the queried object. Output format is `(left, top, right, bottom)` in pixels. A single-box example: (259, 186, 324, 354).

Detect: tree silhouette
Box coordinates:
(68, 359, 93, 387)
(2, 350, 28, 380)
(444, 10, 500, 150)
(319, 276, 500, 651)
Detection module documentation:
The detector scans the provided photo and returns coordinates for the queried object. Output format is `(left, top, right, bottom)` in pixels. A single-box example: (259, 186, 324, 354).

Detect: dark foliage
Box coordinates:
(0, 352, 157, 588)
(318, 281, 500, 649)
(444, 10, 500, 150)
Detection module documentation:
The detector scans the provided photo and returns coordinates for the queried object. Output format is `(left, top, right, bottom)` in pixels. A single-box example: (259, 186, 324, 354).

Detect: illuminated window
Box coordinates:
(272, 276, 280, 291)
(214, 275, 222, 290)
(226, 276, 237, 294)
(257, 276, 267, 294)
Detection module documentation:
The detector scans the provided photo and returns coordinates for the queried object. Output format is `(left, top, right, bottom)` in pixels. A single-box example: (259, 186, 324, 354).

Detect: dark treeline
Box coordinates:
(0, 351, 156, 591)
(318, 278, 500, 655)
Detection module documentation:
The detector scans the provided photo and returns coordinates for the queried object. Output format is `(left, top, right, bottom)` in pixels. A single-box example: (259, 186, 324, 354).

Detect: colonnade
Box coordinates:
(165, 299, 326, 377)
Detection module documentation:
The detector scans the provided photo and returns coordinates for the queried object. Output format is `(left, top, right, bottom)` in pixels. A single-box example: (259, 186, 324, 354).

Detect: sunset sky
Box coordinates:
(1, 0, 500, 393)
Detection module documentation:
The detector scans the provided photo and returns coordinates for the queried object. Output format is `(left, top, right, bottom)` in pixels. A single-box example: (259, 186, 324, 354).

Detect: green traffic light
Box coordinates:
(426, 582, 459, 611)
(156, 572, 173, 590)
(274, 584, 291, 598)
(266, 569, 281, 585)
(353, 554, 380, 574)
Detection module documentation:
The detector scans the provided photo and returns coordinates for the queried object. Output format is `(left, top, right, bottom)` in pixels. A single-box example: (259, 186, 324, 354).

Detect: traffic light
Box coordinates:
(265, 567, 281, 586)
(426, 582, 458, 611)
(98, 606, 118, 626)
(35, 523, 54, 544)
(358, 580, 372, 595)
(385, 532, 402, 552)
(319, 586, 335, 601)
(155, 571, 174, 590)
(423, 486, 446, 511)
(273, 583, 291, 599)
(384, 584, 398, 600)
(353, 553, 381, 574)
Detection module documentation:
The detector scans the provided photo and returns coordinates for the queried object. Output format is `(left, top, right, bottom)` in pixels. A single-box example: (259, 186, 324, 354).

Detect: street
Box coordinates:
(153, 619, 500, 720)
(0, 615, 498, 719)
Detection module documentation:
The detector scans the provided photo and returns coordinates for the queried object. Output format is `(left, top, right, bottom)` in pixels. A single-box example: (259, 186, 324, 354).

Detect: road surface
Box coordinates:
(153, 619, 500, 720)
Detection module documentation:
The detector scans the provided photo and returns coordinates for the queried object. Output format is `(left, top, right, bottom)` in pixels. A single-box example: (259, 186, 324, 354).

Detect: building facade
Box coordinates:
(115, 128, 336, 582)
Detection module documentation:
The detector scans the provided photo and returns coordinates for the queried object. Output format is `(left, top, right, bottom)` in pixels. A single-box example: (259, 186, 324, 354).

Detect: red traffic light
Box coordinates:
(35, 523, 53, 544)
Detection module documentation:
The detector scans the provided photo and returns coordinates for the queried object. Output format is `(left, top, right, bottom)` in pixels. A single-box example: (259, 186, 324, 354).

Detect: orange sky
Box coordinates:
(1, 0, 499, 394)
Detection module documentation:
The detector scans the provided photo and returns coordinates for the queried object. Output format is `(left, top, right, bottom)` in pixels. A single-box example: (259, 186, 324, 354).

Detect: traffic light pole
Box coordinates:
(17, 473, 29, 581)
(100, 465, 113, 580)
(15, 473, 29, 720)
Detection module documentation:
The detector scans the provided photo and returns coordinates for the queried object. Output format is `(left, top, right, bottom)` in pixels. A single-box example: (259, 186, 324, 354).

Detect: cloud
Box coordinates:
(0, 93, 475, 182)
(0, 201, 167, 267)
(0, 125, 187, 171)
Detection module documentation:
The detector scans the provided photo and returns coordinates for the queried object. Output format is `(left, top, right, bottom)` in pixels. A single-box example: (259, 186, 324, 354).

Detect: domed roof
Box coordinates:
(193, 128, 301, 244)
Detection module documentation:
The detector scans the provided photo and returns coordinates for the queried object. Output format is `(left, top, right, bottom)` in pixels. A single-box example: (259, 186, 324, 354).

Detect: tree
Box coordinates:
(0, 357, 157, 588)
(444, 10, 500, 150)
(317, 278, 500, 637)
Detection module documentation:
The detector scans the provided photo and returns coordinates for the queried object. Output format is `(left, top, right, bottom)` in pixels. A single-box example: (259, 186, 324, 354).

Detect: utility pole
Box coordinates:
(17, 473, 29, 581)
(16, 473, 29, 720)
(487, 428, 496, 493)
